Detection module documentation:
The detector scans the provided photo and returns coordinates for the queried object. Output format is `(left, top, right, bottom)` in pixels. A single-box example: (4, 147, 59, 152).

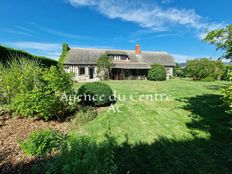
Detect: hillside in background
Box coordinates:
(0, 45, 57, 67)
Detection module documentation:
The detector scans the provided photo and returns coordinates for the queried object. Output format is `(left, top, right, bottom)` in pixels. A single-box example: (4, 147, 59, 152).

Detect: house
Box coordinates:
(64, 44, 175, 81)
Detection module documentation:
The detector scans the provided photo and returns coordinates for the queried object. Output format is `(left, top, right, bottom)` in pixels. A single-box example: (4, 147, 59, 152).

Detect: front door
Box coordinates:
(89, 67, 94, 79)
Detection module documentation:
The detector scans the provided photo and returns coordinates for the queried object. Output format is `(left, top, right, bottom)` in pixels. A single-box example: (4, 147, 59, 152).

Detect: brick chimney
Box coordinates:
(135, 44, 141, 55)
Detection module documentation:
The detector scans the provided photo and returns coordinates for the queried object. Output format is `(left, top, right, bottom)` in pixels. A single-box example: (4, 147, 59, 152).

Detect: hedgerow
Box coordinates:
(0, 45, 57, 67)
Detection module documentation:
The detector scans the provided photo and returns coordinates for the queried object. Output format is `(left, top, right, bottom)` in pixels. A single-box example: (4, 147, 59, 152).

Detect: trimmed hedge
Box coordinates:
(78, 82, 114, 106)
(147, 64, 166, 81)
(0, 45, 57, 67)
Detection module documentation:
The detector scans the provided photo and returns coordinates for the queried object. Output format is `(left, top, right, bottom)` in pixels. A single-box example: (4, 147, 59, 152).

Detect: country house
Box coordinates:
(64, 45, 175, 81)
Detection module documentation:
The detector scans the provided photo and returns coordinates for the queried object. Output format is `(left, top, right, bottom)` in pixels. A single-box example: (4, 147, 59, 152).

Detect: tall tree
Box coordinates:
(97, 54, 112, 80)
(204, 25, 232, 60)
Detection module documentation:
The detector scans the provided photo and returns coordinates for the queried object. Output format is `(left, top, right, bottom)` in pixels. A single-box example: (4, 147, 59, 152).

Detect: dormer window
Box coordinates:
(106, 50, 130, 61)
(112, 55, 129, 60)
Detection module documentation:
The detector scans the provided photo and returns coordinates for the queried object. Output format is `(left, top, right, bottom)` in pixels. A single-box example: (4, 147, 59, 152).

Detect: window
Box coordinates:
(113, 55, 129, 60)
(79, 67, 85, 75)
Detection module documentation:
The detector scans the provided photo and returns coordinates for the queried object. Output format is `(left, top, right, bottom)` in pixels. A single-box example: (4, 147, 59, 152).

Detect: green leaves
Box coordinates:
(19, 129, 65, 157)
(204, 25, 232, 59)
(185, 58, 224, 81)
(147, 64, 166, 81)
(97, 54, 112, 80)
(1, 59, 75, 120)
(59, 43, 70, 64)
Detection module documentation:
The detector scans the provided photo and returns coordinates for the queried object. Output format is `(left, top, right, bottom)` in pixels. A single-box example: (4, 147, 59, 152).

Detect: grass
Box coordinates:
(71, 79, 232, 173)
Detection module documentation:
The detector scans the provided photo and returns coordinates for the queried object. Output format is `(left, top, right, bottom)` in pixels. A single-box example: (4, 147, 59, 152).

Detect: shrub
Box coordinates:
(0, 59, 41, 105)
(147, 64, 166, 81)
(19, 129, 65, 157)
(78, 82, 114, 106)
(10, 89, 64, 120)
(223, 85, 232, 114)
(32, 127, 117, 174)
(1, 59, 75, 120)
(200, 76, 215, 82)
(72, 106, 97, 125)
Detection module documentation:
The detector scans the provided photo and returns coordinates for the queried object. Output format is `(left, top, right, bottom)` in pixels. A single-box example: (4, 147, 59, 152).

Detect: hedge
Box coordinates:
(0, 45, 57, 67)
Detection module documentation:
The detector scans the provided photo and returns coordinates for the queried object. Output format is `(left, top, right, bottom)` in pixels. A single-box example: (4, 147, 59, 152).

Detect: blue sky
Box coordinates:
(0, 0, 231, 63)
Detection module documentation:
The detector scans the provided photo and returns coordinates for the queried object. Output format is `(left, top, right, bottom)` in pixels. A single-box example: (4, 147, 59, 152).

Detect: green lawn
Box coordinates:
(72, 79, 232, 173)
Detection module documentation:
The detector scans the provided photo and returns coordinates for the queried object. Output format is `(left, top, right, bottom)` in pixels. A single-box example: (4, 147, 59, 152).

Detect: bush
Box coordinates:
(200, 76, 215, 82)
(78, 82, 114, 106)
(0, 59, 75, 120)
(19, 129, 65, 157)
(147, 64, 166, 81)
(32, 127, 117, 174)
(10, 89, 64, 120)
(72, 106, 97, 125)
(223, 85, 232, 114)
(0, 59, 42, 105)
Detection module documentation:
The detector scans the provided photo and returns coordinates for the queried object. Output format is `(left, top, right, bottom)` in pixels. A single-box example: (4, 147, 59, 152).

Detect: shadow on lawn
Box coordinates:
(2, 94, 232, 174)
(115, 93, 232, 173)
(207, 84, 230, 91)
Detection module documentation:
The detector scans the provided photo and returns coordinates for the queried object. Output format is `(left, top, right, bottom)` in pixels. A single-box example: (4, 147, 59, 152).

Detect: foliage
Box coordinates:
(59, 43, 70, 64)
(185, 58, 224, 80)
(19, 129, 65, 157)
(0, 45, 57, 67)
(42, 65, 74, 95)
(97, 54, 112, 80)
(147, 64, 166, 81)
(0, 59, 42, 105)
(0, 59, 75, 120)
(223, 85, 232, 114)
(204, 25, 232, 59)
(78, 82, 114, 107)
(72, 106, 98, 125)
(33, 128, 117, 174)
(10, 89, 63, 120)
(222, 65, 232, 81)
(200, 76, 215, 82)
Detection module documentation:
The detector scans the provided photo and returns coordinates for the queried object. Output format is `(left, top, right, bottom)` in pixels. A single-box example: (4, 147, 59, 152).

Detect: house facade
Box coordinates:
(64, 45, 175, 81)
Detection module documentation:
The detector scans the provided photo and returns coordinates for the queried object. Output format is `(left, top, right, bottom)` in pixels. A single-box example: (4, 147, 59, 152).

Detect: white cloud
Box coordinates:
(2, 29, 34, 37)
(172, 53, 218, 63)
(161, 0, 173, 5)
(38, 26, 89, 39)
(68, 0, 225, 36)
(3, 42, 62, 59)
(3, 41, 114, 59)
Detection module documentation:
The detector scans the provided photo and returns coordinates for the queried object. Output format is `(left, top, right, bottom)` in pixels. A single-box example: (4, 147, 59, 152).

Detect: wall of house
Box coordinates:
(165, 67, 173, 79)
(65, 65, 173, 81)
(64, 65, 100, 82)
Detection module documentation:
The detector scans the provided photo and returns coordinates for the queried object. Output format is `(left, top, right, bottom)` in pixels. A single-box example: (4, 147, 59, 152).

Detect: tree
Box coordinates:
(97, 54, 112, 80)
(185, 58, 224, 80)
(204, 25, 232, 60)
(59, 43, 70, 64)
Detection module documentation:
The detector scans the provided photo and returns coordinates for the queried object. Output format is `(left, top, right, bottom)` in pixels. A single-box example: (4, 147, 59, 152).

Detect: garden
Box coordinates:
(0, 25, 232, 174)
(0, 59, 232, 173)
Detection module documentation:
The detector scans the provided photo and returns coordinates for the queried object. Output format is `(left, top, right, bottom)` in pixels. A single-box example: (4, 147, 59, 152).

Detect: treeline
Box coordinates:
(174, 58, 232, 81)
(0, 45, 57, 67)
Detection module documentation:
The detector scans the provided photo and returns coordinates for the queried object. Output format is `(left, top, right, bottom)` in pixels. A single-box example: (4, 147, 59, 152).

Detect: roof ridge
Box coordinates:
(70, 47, 169, 54)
